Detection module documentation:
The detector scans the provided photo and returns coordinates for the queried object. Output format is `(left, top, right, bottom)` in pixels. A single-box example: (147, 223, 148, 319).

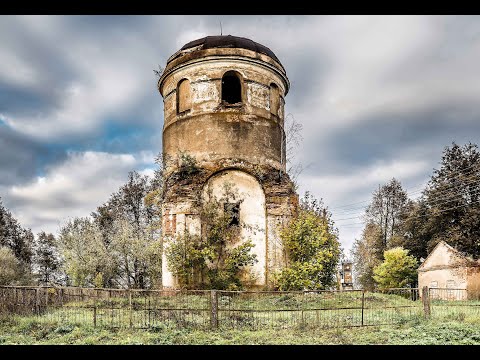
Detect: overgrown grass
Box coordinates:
(2, 290, 480, 344)
(2, 315, 480, 344)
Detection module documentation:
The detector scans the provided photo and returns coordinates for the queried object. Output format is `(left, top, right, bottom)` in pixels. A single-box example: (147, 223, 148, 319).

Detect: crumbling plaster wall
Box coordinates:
(159, 47, 297, 289)
(161, 57, 287, 177)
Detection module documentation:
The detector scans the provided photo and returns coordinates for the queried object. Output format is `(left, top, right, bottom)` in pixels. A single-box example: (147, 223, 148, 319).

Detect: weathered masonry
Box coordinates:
(158, 35, 298, 288)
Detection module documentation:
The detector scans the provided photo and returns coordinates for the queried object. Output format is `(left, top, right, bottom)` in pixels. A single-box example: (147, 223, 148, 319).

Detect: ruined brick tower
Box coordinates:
(158, 35, 298, 288)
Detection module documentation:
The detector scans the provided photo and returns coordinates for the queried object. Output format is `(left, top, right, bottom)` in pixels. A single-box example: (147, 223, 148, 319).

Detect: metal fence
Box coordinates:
(428, 287, 480, 319)
(2, 285, 478, 330)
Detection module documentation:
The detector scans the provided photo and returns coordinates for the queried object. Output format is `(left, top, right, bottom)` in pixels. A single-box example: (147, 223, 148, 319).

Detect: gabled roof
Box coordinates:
(418, 240, 478, 271)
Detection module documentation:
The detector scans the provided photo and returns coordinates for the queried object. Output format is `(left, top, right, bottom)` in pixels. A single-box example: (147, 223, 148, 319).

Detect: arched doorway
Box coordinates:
(203, 170, 266, 286)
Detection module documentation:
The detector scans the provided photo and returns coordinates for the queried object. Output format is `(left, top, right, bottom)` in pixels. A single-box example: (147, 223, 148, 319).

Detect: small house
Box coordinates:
(418, 241, 480, 300)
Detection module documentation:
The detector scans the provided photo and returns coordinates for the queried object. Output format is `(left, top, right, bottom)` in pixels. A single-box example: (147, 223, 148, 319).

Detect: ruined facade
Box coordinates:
(418, 241, 480, 300)
(157, 35, 298, 288)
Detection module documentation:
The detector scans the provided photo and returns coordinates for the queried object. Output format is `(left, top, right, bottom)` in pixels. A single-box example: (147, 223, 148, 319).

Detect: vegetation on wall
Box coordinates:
(165, 182, 257, 290)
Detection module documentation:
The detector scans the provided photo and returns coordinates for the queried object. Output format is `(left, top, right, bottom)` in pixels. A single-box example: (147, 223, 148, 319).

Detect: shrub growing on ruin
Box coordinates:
(165, 183, 257, 290)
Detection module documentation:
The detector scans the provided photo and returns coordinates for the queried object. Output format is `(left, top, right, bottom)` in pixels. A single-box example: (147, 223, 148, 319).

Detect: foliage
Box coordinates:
(177, 151, 199, 179)
(58, 217, 115, 287)
(373, 247, 418, 289)
(421, 142, 480, 258)
(34, 232, 61, 285)
(0, 198, 34, 274)
(390, 142, 480, 262)
(0, 246, 23, 285)
(165, 182, 257, 290)
(365, 178, 409, 249)
(352, 142, 480, 287)
(94, 170, 162, 289)
(274, 192, 341, 290)
(58, 170, 164, 289)
(351, 223, 383, 291)
(351, 178, 410, 289)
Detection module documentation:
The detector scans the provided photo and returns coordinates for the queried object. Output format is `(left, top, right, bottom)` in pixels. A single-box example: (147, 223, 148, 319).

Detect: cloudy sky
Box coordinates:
(1, 15, 480, 254)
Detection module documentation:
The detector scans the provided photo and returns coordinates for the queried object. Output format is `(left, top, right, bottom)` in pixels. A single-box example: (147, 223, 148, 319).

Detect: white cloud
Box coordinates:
(5, 150, 155, 235)
(280, 16, 480, 139)
(1, 15, 480, 257)
(1, 16, 162, 140)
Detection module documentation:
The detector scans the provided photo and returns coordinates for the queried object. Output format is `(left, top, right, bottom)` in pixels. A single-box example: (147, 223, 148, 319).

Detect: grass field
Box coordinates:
(1, 313, 480, 344)
(5, 290, 425, 330)
(2, 287, 480, 344)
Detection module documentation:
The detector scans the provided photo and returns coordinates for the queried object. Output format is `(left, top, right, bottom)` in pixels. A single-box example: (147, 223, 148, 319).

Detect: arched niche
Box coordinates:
(177, 78, 191, 113)
(202, 170, 266, 286)
(221, 71, 242, 104)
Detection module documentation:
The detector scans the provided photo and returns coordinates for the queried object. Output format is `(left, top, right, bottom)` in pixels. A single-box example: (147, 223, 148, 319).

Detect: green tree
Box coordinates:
(34, 232, 60, 285)
(365, 178, 409, 250)
(0, 198, 34, 275)
(0, 246, 23, 285)
(58, 217, 116, 287)
(422, 142, 480, 258)
(274, 192, 341, 291)
(373, 247, 418, 289)
(351, 178, 410, 289)
(395, 199, 431, 262)
(351, 222, 383, 291)
(89, 169, 163, 289)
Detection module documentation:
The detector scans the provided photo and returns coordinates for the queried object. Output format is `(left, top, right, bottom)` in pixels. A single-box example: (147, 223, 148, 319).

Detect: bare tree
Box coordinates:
(282, 113, 304, 188)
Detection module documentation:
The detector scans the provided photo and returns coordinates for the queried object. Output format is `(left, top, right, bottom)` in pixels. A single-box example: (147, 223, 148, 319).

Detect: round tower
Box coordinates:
(158, 35, 298, 289)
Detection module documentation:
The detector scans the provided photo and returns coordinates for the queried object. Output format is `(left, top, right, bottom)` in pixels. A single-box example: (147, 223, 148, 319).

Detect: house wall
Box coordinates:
(466, 267, 480, 299)
(418, 242, 469, 300)
(419, 268, 467, 300)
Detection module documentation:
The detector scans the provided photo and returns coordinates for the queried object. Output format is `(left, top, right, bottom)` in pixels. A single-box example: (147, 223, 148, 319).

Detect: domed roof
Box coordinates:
(180, 35, 281, 64)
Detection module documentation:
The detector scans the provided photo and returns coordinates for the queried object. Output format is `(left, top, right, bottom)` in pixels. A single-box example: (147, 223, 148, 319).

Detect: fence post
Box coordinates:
(422, 286, 431, 318)
(361, 291, 365, 326)
(14, 287, 17, 314)
(93, 290, 97, 327)
(129, 290, 133, 328)
(210, 290, 218, 330)
(35, 288, 40, 315)
(301, 291, 305, 327)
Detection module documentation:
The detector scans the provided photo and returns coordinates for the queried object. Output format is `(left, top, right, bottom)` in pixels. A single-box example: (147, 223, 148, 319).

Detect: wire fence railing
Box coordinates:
(0, 286, 477, 330)
(428, 287, 480, 320)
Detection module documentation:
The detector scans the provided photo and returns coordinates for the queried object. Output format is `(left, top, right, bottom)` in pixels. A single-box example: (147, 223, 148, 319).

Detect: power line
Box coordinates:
(329, 162, 480, 212)
(335, 197, 480, 227)
(334, 177, 480, 217)
(333, 184, 480, 222)
(332, 169, 480, 216)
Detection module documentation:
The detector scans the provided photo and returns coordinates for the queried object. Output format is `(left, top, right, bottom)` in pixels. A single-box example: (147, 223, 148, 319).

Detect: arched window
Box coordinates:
(177, 79, 191, 113)
(270, 83, 280, 116)
(221, 71, 242, 104)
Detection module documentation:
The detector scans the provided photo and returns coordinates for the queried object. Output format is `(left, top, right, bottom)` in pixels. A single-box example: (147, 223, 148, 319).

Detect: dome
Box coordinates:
(179, 35, 282, 65)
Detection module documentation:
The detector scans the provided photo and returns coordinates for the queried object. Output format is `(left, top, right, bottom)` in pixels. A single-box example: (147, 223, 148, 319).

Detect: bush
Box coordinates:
(0, 246, 23, 285)
(373, 247, 418, 289)
(274, 193, 340, 291)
